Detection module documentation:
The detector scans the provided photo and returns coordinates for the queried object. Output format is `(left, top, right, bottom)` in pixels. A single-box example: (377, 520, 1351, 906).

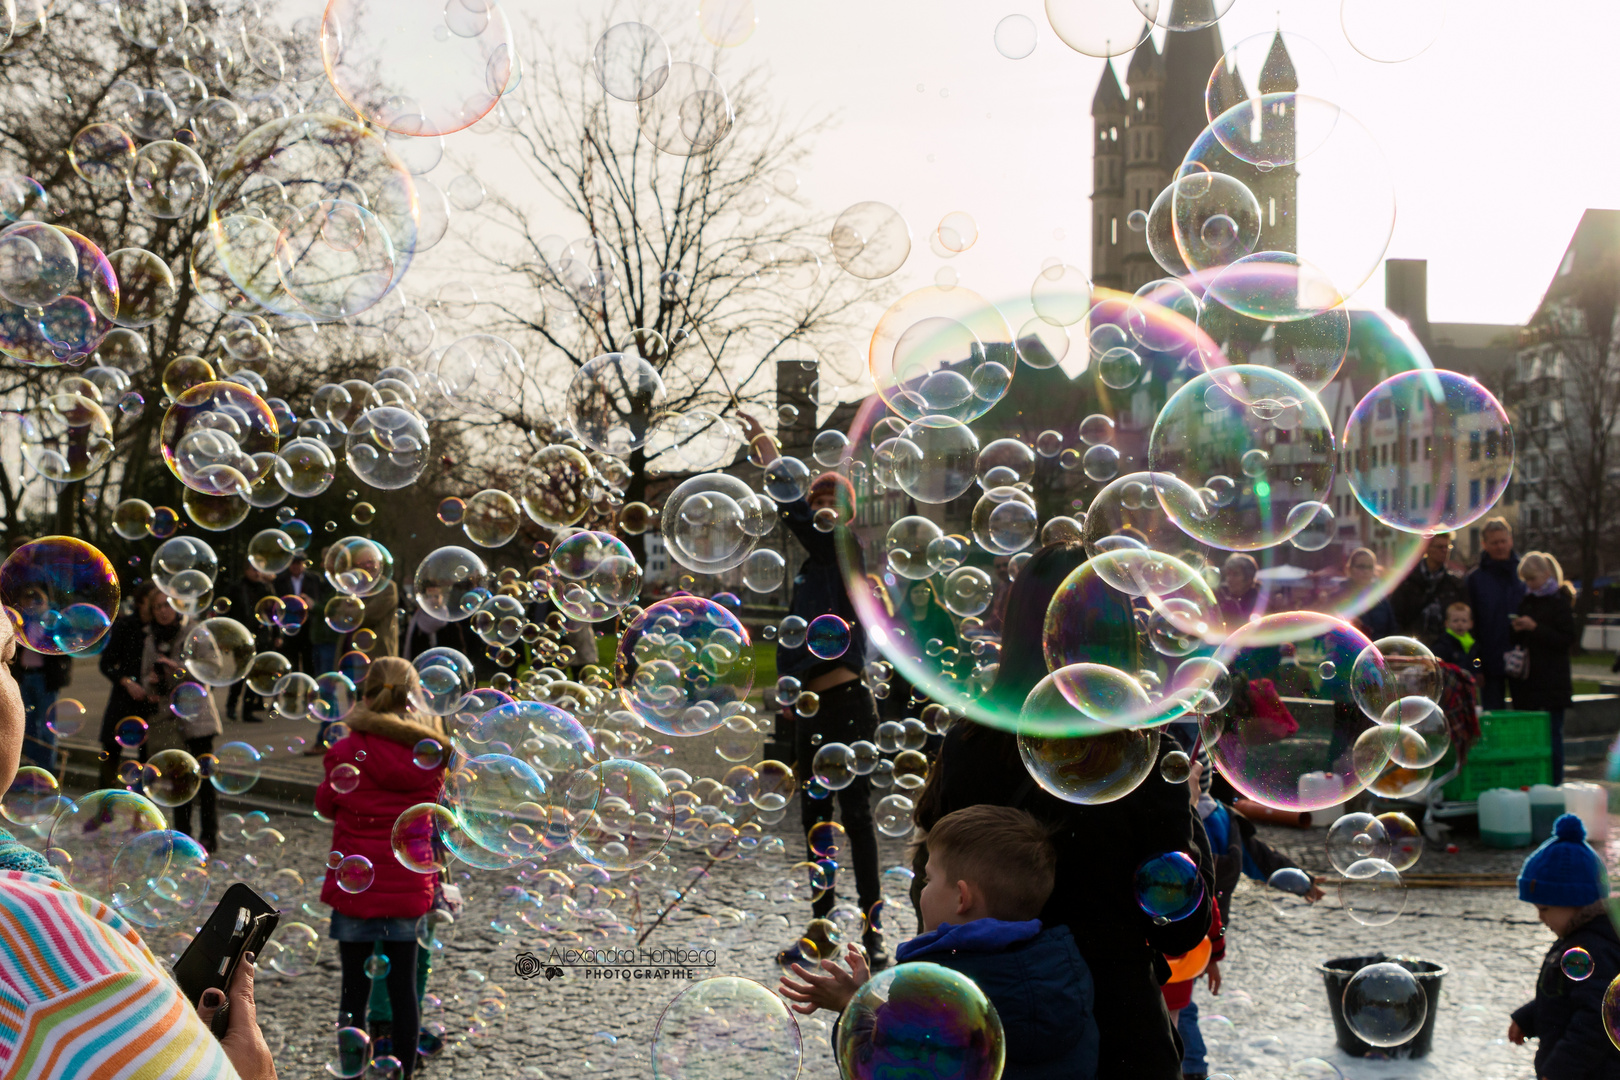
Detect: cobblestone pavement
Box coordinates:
(51, 801, 1541, 1080)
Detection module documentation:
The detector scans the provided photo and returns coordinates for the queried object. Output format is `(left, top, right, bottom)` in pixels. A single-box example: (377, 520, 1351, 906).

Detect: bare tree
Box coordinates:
(465, 21, 887, 533)
(1512, 248, 1620, 628)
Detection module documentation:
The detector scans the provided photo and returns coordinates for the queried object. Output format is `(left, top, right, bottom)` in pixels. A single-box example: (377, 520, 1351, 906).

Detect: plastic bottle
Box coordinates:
(1529, 784, 1566, 844)
(1561, 782, 1610, 843)
(1479, 787, 1532, 848)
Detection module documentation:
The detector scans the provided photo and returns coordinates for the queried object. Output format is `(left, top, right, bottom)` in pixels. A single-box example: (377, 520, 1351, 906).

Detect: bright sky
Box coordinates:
(285, 0, 1620, 330)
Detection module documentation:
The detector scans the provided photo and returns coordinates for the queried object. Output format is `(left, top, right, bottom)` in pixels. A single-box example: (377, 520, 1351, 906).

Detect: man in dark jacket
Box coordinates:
(782, 805, 1099, 1080)
(740, 414, 883, 964)
(274, 552, 324, 674)
(1466, 518, 1526, 711)
(226, 565, 275, 721)
(1392, 531, 1466, 645)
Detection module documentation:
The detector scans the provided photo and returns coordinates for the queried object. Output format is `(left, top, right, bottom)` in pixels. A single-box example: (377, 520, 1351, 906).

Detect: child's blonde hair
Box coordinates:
(361, 656, 421, 715)
(1519, 551, 1566, 587)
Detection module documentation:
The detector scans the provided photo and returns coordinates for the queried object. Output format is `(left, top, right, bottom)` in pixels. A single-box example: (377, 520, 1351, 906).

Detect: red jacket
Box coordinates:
(315, 706, 448, 920)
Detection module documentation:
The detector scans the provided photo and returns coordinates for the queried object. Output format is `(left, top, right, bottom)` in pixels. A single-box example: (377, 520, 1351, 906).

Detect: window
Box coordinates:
(1469, 479, 1480, 508)
(1486, 430, 1499, 459)
(1376, 398, 1393, 420)
(1469, 431, 1481, 461)
(1423, 483, 1431, 507)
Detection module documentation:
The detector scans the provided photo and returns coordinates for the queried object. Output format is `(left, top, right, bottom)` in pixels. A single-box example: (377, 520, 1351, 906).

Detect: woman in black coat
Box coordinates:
(911, 543, 1214, 1080)
(1509, 551, 1577, 784)
(96, 582, 158, 789)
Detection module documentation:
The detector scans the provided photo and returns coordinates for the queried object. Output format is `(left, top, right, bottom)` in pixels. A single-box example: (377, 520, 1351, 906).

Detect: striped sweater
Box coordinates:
(0, 829, 238, 1079)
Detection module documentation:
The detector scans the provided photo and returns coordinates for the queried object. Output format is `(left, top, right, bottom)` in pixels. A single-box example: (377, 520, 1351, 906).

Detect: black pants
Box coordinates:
(172, 736, 217, 851)
(97, 700, 153, 790)
(340, 941, 420, 1078)
(225, 681, 263, 719)
(793, 680, 882, 922)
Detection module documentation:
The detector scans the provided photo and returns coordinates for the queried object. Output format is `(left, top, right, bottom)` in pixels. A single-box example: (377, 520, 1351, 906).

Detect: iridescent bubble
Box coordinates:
(614, 597, 753, 736)
(836, 963, 1003, 1080)
(1134, 850, 1204, 921)
(1341, 962, 1426, 1046)
(1563, 947, 1595, 981)
(46, 789, 169, 904)
(1327, 812, 1390, 874)
(868, 285, 1014, 422)
(413, 546, 490, 622)
(0, 537, 119, 655)
(653, 977, 803, 1079)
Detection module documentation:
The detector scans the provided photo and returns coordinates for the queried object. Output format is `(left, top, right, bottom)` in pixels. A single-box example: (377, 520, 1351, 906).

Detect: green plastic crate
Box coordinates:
(1470, 710, 1553, 761)
(1442, 752, 1552, 803)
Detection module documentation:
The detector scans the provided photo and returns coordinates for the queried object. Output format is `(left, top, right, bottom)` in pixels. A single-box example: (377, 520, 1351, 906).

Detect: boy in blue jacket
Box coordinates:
(780, 804, 1099, 1080)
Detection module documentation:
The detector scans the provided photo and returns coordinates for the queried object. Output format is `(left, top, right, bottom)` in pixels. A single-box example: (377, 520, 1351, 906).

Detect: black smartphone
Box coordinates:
(172, 882, 281, 1037)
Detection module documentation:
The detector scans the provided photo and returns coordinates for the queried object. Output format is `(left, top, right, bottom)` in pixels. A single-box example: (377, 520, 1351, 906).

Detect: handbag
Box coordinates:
(1503, 645, 1530, 679)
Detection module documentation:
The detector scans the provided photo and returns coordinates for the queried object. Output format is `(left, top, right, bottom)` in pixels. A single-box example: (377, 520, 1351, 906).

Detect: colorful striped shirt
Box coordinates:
(0, 857, 239, 1079)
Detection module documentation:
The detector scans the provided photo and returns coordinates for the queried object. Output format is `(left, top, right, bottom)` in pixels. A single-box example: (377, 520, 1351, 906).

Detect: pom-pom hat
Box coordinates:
(1518, 813, 1610, 908)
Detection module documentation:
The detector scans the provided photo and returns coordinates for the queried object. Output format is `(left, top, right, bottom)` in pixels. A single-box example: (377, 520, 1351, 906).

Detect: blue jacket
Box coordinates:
(1467, 550, 1526, 679)
(894, 919, 1099, 1080)
(1511, 905, 1620, 1079)
(776, 498, 867, 680)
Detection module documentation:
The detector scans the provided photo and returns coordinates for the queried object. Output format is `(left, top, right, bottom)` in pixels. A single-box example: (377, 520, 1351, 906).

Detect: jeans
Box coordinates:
(1179, 998, 1208, 1074)
(793, 680, 882, 923)
(18, 671, 56, 771)
(1550, 708, 1566, 786)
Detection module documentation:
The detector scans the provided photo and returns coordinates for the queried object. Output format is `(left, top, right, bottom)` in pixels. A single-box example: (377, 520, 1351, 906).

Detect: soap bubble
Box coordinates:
(180, 617, 256, 686)
(660, 473, 766, 573)
(519, 444, 595, 528)
(812, 743, 856, 791)
(1134, 850, 1204, 922)
(0, 222, 79, 309)
(1161, 751, 1191, 784)
(566, 352, 668, 455)
(335, 854, 374, 894)
(1343, 369, 1512, 534)
(566, 759, 672, 871)
(653, 977, 803, 1079)
(106, 829, 210, 930)
(21, 395, 114, 483)
(807, 615, 851, 659)
(1376, 811, 1425, 872)
(1341, 961, 1426, 1046)
(1378, 697, 1451, 769)
(1340, 0, 1445, 63)
(140, 749, 203, 808)
(324, 537, 395, 598)
(614, 597, 753, 736)
(160, 382, 278, 497)
(1327, 813, 1390, 874)
(391, 802, 456, 874)
(1339, 857, 1406, 926)
(413, 546, 490, 622)
(891, 416, 979, 504)
(836, 963, 1003, 1080)
(549, 531, 643, 622)
(636, 62, 734, 157)
(1563, 947, 1595, 981)
(1205, 614, 1386, 812)
(112, 499, 156, 540)
(830, 201, 911, 281)
(212, 741, 263, 795)
(462, 489, 522, 548)
(1148, 367, 1335, 551)
(320, 0, 514, 136)
(593, 22, 670, 102)
(1018, 725, 1160, 804)
(0, 537, 119, 655)
(129, 140, 210, 219)
(1, 766, 62, 828)
(868, 285, 1014, 422)
(346, 407, 430, 491)
(46, 789, 169, 903)
(741, 548, 786, 593)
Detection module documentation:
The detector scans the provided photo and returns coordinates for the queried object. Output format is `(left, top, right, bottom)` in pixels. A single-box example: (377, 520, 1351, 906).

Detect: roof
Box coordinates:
(1091, 60, 1126, 116)
(1125, 26, 1164, 84)
(1258, 32, 1297, 93)
(1526, 209, 1620, 328)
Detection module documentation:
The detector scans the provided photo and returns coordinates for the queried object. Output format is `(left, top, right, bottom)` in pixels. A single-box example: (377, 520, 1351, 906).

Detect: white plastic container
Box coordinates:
(1529, 784, 1566, 844)
(1479, 788, 1532, 848)
(1299, 772, 1347, 826)
(1561, 782, 1610, 843)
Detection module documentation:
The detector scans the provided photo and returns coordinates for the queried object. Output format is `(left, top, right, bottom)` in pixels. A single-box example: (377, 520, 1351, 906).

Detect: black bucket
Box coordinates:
(1318, 954, 1447, 1058)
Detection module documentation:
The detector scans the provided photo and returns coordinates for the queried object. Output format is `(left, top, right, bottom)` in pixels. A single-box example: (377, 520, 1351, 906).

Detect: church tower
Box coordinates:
(1120, 28, 1165, 291)
(1090, 61, 1127, 291)
(1248, 32, 1299, 257)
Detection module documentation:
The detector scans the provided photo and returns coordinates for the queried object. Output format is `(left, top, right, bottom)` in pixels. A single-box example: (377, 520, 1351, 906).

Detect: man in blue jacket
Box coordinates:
(1466, 517, 1526, 711)
(781, 805, 1100, 1080)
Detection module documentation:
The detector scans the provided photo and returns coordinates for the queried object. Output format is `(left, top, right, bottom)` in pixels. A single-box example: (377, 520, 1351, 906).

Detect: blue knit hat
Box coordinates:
(1519, 814, 1609, 907)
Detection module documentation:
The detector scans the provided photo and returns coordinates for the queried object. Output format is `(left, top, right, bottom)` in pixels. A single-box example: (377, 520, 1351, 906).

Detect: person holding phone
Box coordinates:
(316, 657, 449, 1079)
(0, 601, 277, 1079)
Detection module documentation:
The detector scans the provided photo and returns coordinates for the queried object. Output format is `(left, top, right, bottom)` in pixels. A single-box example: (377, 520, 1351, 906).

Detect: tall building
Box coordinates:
(1091, 6, 1298, 291)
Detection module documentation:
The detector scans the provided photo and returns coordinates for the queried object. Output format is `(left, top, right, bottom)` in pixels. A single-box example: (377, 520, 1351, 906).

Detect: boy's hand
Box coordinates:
(778, 944, 870, 1016)
(1304, 884, 1325, 903)
(1508, 1020, 1524, 1045)
(1206, 959, 1221, 996)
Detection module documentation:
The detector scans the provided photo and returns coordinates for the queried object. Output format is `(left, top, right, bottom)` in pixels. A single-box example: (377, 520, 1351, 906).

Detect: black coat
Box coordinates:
(918, 724, 1213, 1080)
(776, 498, 867, 682)
(97, 613, 155, 730)
(1391, 561, 1467, 644)
(272, 568, 325, 643)
(1468, 551, 1527, 679)
(1510, 587, 1576, 712)
(1512, 907, 1620, 1079)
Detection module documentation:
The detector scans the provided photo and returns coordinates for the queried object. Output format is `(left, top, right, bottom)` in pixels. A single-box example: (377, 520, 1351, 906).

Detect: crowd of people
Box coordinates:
(0, 503, 1603, 1077)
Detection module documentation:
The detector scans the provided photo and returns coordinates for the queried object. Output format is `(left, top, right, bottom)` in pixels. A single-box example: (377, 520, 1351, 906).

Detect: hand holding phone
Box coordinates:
(172, 883, 280, 1036)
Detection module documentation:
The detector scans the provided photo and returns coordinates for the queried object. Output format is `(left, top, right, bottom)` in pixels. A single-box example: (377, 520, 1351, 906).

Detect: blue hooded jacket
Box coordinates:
(894, 919, 1099, 1080)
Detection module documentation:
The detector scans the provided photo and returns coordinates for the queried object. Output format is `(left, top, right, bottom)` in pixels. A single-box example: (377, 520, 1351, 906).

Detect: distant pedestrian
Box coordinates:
(1392, 531, 1466, 645)
(1216, 553, 1262, 630)
(1329, 547, 1396, 640)
(1467, 517, 1527, 711)
(1510, 551, 1577, 785)
(1509, 813, 1620, 1079)
(97, 582, 158, 788)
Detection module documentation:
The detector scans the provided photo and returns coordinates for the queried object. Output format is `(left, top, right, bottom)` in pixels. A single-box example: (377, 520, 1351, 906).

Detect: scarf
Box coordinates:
(0, 827, 66, 883)
(1447, 628, 1475, 653)
(1530, 578, 1563, 598)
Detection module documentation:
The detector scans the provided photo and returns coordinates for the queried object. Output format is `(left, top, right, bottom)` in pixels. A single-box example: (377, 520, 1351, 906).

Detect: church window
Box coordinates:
(1269, 198, 1276, 227)
(1111, 217, 1117, 245)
